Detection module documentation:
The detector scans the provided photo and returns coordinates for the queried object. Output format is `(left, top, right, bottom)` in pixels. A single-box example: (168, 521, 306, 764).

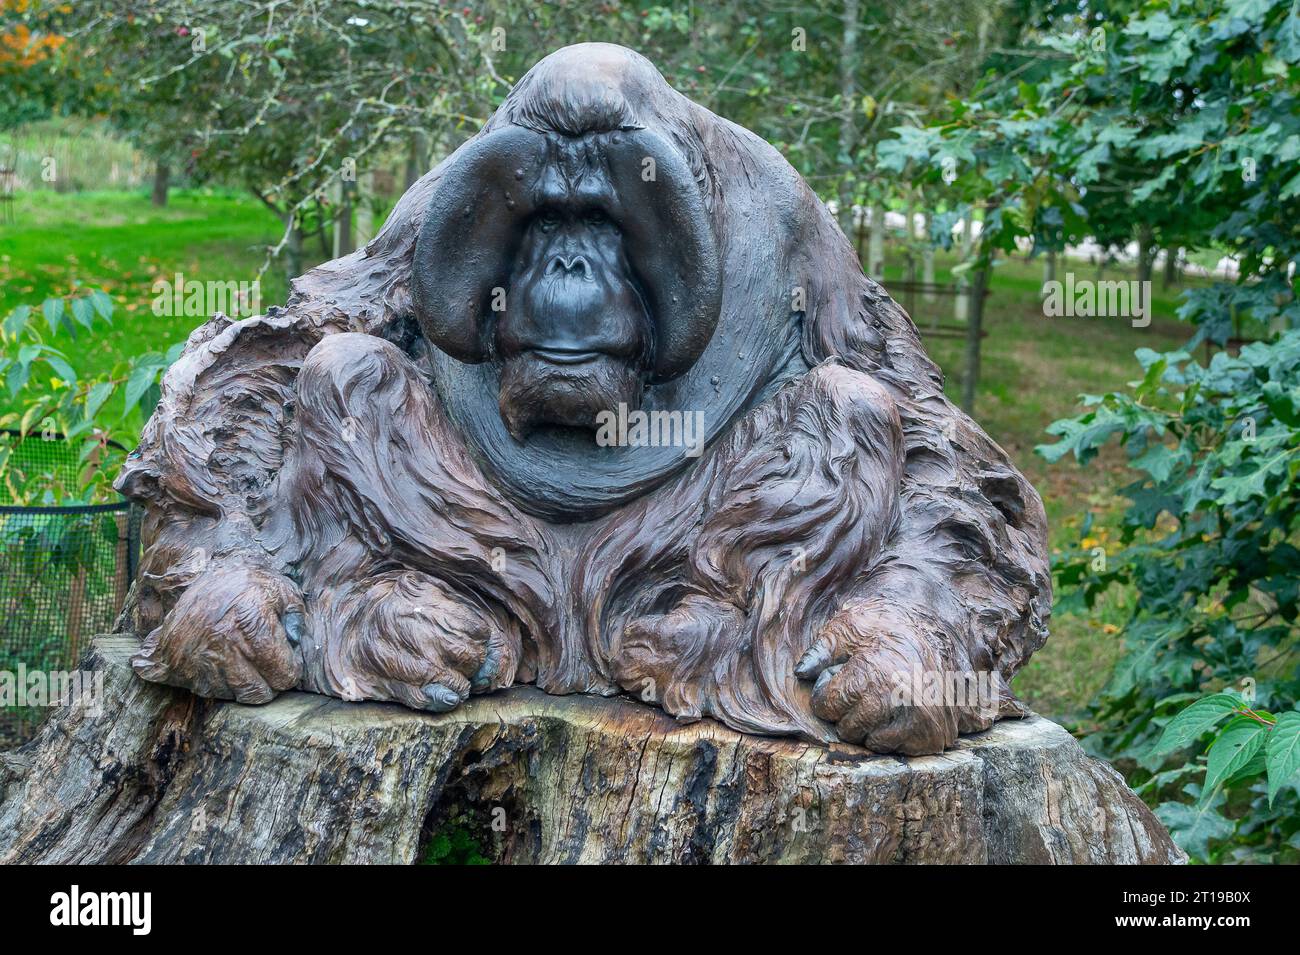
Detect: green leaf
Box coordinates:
(1203, 716, 1269, 794)
(19, 400, 47, 437)
(6, 360, 30, 398)
(124, 360, 163, 412)
(42, 353, 77, 386)
(1155, 693, 1243, 753)
(84, 381, 114, 421)
(89, 289, 113, 322)
(42, 297, 65, 334)
(70, 296, 95, 332)
(3, 304, 30, 340)
(1155, 796, 1235, 858)
(1266, 711, 1300, 805)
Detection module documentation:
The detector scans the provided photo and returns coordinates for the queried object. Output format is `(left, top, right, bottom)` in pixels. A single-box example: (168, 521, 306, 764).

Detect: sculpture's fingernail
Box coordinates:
(284, 611, 305, 648)
(795, 643, 831, 680)
(422, 683, 462, 712)
(812, 664, 842, 697)
(471, 646, 501, 692)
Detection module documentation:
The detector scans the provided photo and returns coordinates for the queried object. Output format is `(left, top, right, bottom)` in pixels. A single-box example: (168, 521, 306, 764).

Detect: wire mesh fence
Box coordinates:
(0, 432, 139, 747)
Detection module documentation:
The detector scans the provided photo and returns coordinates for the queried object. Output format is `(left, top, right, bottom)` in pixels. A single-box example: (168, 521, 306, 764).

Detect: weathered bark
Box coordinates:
(0, 636, 1184, 865)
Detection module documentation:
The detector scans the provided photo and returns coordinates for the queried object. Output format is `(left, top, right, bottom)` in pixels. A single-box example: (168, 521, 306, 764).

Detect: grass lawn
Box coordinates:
(0, 189, 290, 384)
(1, 188, 1202, 722)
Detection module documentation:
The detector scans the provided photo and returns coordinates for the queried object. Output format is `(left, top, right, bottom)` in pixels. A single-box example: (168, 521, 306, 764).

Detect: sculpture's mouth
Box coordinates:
(527, 346, 603, 366)
(498, 350, 643, 442)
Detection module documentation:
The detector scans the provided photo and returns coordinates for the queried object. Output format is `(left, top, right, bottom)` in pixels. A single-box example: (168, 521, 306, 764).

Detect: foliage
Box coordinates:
(5, 0, 1039, 272)
(420, 825, 491, 866)
(976, 0, 1300, 863)
(1042, 334, 1300, 861)
(0, 0, 68, 128)
(876, 0, 1300, 861)
(0, 289, 178, 505)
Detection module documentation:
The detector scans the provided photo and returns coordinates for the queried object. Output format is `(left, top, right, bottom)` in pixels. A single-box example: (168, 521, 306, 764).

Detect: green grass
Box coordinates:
(1, 190, 1205, 722)
(0, 188, 290, 383)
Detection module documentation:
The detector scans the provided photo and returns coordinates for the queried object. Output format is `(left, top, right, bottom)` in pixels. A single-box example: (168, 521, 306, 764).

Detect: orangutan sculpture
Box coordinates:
(115, 43, 1050, 755)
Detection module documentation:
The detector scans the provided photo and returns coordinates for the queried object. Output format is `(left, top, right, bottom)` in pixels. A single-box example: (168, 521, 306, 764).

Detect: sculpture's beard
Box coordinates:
(498, 353, 643, 441)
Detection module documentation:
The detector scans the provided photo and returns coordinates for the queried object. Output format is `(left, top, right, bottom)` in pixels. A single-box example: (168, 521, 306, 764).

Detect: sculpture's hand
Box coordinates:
(133, 559, 304, 704)
(612, 594, 745, 719)
(795, 600, 994, 755)
(330, 571, 516, 714)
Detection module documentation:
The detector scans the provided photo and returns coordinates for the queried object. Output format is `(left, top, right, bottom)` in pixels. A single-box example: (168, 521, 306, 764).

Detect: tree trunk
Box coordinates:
(961, 261, 990, 414)
(921, 212, 936, 302)
(867, 201, 885, 278)
(955, 214, 973, 321)
(1136, 224, 1154, 286)
(835, 0, 860, 237)
(1044, 250, 1057, 285)
(1162, 247, 1181, 289)
(404, 133, 425, 191)
(355, 170, 375, 247)
(0, 636, 1183, 865)
(151, 162, 170, 207)
(284, 220, 304, 284)
(333, 179, 355, 258)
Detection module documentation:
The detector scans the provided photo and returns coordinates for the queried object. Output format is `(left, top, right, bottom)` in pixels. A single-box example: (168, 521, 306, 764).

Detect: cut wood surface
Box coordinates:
(0, 636, 1184, 864)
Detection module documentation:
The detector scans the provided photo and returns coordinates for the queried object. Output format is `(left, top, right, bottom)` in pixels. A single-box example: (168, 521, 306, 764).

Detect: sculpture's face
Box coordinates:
(494, 156, 653, 439)
(412, 46, 752, 523)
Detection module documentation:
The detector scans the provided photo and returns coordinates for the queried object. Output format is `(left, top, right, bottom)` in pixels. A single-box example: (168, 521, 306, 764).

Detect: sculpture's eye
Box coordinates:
(584, 208, 610, 228)
(538, 210, 562, 232)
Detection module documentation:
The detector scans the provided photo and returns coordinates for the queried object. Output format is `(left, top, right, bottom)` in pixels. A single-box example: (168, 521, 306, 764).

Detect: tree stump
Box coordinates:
(0, 636, 1184, 864)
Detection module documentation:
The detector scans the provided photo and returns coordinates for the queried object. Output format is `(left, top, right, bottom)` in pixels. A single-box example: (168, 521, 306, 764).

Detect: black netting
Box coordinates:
(0, 432, 139, 747)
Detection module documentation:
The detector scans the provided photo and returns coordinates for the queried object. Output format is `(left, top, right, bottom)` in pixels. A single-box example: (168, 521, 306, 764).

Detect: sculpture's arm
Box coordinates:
(781, 274, 1052, 752)
(790, 391, 1052, 753)
(115, 307, 331, 700)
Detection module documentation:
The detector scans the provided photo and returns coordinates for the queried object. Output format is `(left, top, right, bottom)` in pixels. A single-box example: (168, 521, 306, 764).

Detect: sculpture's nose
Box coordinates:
(546, 254, 591, 278)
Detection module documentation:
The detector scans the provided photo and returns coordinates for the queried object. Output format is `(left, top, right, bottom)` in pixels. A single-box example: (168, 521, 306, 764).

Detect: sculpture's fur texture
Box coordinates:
(116, 44, 1050, 753)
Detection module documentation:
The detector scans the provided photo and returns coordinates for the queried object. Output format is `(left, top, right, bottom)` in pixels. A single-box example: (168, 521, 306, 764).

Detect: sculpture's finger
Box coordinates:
(470, 642, 502, 692)
(794, 639, 833, 680)
(810, 663, 856, 722)
(283, 610, 305, 648)
(428, 625, 488, 676)
(421, 682, 465, 713)
(863, 706, 959, 756)
(797, 607, 865, 681)
(224, 647, 278, 704)
(834, 694, 891, 745)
